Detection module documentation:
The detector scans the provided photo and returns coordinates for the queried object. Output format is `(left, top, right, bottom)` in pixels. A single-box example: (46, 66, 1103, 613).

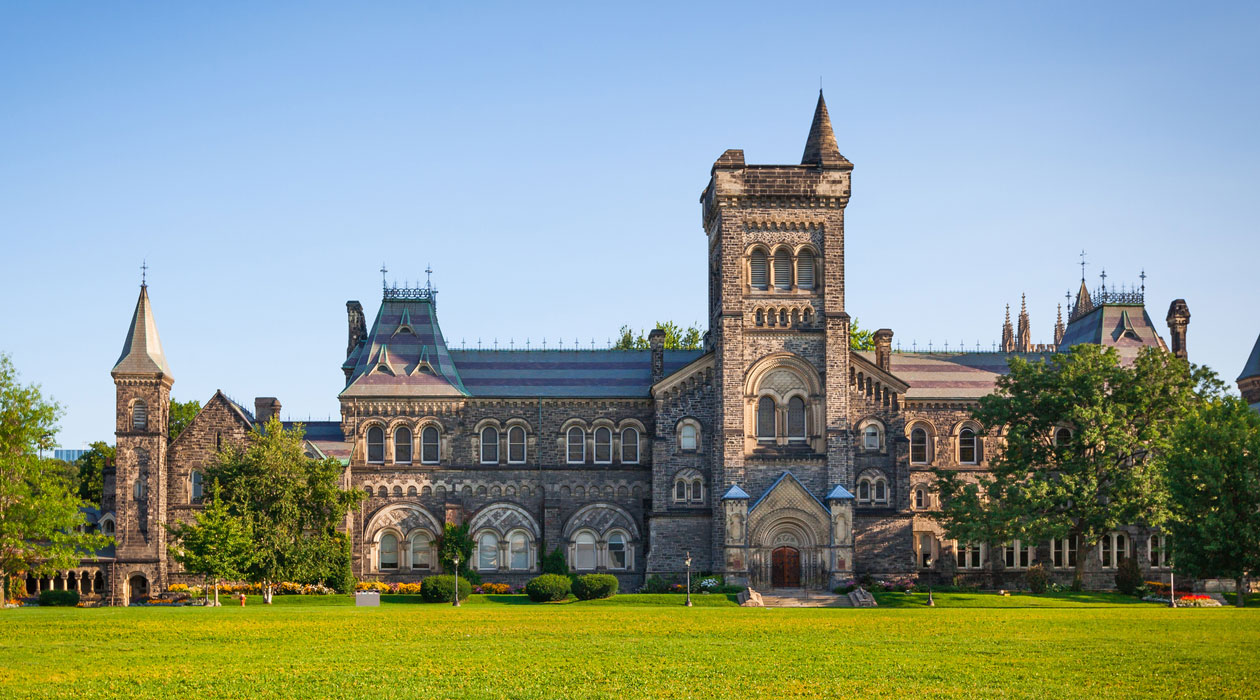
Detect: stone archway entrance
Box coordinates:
(771, 546, 801, 588)
(127, 574, 148, 603)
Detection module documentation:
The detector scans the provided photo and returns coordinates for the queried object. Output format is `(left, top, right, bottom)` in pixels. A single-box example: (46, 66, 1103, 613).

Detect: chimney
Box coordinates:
(254, 397, 281, 425)
(346, 301, 366, 358)
(1165, 299, 1190, 360)
(873, 329, 894, 371)
(649, 328, 666, 385)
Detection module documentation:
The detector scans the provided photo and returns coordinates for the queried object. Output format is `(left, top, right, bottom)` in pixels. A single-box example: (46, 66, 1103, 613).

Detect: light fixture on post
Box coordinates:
(684, 552, 693, 607)
(452, 553, 462, 607)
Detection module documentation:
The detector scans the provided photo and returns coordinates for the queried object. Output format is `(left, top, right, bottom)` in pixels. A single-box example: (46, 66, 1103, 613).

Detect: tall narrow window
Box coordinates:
(421, 426, 440, 464)
(959, 428, 977, 464)
(679, 424, 698, 451)
(1052, 537, 1078, 568)
(132, 401, 147, 431)
(480, 427, 499, 464)
(750, 250, 768, 290)
(394, 427, 412, 464)
(608, 532, 627, 570)
(215, 431, 222, 451)
(917, 533, 934, 568)
(1149, 534, 1168, 568)
(914, 487, 926, 509)
(190, 471, 204, 503)
(675, 480, 687, 502)
(857, 480, 870, 502)
(756, 397, 776, 440)
(620, 427, 639, 464)
(367, 427, 384, 464)
(133, 476, 147, 500)
(478, 532, 499, 570)
(574, 532, 597, 570)
(910, 428, 928, 464)
(507, 426, 526, 464)
(864, 425, 880, 451)
(797, 251, 815, 290)
(567, 427, 585, 464)
(874, 479, 887, 503)
(411, 533, 432, 570)
(379, 534, 398, 570)
(509, 532, 529, 570)
(773, 250, 792, 289)
(691, 479, 703, 502)
(787, 397, 806, 441)
(594, 427, 613, 464)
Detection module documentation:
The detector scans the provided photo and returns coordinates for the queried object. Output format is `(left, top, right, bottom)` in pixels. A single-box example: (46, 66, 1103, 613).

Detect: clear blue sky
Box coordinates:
(2, 1, 1257, 448)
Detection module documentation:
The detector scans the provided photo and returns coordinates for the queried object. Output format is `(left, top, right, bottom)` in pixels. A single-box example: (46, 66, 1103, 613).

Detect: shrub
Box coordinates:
(525, 574, 571, 602)
(475, 582, 512, 594)
(1115, 556, 1143, 596)
(1026, 564, 1049, 594)
(834, 583, 856, 595)
(541, 547, 569, 576)
(39, 589, 80, 607)
(572, 574, 619, 600)
(331, 534, 357, 594)
(640, 574, 673, 594)
(420, 575, 472, 603)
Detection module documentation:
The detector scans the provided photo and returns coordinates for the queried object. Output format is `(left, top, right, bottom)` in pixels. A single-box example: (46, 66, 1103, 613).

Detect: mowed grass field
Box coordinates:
(2, 593, 1257, 700)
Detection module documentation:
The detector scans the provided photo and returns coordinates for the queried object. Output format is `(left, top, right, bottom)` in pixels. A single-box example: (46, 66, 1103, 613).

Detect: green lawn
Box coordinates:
(3, 594, 1257, 700)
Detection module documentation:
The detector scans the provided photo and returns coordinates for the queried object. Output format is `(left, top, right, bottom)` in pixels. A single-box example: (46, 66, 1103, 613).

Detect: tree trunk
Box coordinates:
(263, 581, 273, 604)
(213, 578, 219, 607)
(1072, 537, 1089, 591)
(1236, 576, 1247, 608)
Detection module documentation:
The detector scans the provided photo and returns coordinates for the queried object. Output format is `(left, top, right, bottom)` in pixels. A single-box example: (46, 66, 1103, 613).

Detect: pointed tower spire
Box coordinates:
(111, 284, 173, 378)
(1017, 293, 1031, 352)
(1001, 304, 1015, 353)
(801, 91, 849, 168)
(1054, 304, 1066, 345)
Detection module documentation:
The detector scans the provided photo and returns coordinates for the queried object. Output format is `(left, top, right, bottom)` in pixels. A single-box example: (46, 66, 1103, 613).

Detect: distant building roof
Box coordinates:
(450, 349, 704, 398)
(1057, 303, 1166, 362)
(340, 288, 469, 398)
(1239, 333, 1260, 382)
(868, 351, 1053, 401)
(282, 420, 350, 462)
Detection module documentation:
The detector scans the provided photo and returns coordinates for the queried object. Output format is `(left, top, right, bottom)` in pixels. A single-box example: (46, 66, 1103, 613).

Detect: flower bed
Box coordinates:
(1176, 594, 1221, 608)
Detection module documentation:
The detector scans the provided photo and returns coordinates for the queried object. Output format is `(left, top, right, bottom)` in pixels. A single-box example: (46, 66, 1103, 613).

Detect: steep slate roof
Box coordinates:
(111, 285, 172, 378)
(869, 351, 1054, 401)
(1057, 303, 1166, 362)
(340, 293, 468, 398)
(282, 420, 351, 462)
(800, 91, 850, 168)
(1239, 333, 1260, 382)
(450, 349, 704, 398)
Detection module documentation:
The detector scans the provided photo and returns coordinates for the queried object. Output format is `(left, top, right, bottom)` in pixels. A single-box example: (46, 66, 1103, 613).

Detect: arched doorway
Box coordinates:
(127, 574, 148, 602)
(771, 546, 801, 588)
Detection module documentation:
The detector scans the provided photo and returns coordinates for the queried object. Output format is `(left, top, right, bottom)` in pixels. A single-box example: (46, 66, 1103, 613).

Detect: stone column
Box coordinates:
(826, 486, 856, 588)
(721, 487, 750, 586)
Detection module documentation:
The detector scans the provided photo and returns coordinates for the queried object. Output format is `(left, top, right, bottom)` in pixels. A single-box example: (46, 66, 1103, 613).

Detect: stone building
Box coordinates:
(80, 93, 1198, 603)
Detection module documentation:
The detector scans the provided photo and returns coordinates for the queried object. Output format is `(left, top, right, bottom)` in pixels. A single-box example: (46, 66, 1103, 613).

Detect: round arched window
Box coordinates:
(480, 426, 499, 464)
(910, 428, 928, 464)
(394, 427, 412, 464)
(366, 427, 384, 464)
(756, 397, 776, 440)
(379, 534, 398, 570)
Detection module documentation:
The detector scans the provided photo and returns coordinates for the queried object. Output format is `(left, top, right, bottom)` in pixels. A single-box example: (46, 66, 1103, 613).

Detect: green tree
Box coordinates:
(612, 322, 704, 350)
(942, 344, 1217, 589)
(437, 521, 476, 582)
(849, 317, 874, 351)
(205, 417, 364, 603)
(1163, 396, 1260, 607)
(0, 354, 112, 602)
(73, 441, 114, 506)
(931, 470, 1021, 586)
(168, 399, 201, 441)
(166, 479, 254, 606)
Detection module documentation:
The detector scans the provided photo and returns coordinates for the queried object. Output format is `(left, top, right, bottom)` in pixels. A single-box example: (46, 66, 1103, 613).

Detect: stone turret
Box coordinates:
(1238, 333, 1260, 407)
(1001, 305, 1014, 352)
(1053, 304, 1065, 346)
(1016, 294, 1031, 352)
(873, 329, 893, 371)
(1166, 299, 1190, 361)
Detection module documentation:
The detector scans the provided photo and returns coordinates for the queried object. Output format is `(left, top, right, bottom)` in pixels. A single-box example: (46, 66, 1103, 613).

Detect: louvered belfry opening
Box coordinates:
(773, 250, 792, 289)
(750, 249, 768, 289)
(797, 252, 814, 290)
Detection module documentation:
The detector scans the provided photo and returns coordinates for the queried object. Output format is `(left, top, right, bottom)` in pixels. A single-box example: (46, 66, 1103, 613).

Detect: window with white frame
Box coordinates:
(787, 397, 806, 442)
(478, 532, 499, 571)
(608, 532, 627, 570)
(366, 427, 384, 464)
(956, 542, 984, 569)
(959, 427, 978, 464)
(796, 251, 815, 290)
(1100, 531, 1128, 569)
(857, 479, 871, 503)
(379, 534, 399, 570)
(1003, 540, 1033, 569)
(756, 397, 776, 440)
(674, 480, 687, 502)
(594, 427, 613, 464)
(1051, 537, 1078, 569)
(394, 427, 412, 464)
(750, 249, 768, 290)
(620, 427, 639, 464)
(574, 531, 597, 571)
(679, 423, 698, 451)
(190, 470, 204, 503)
(673, 470, 705, 504)
(873, 478, 887, 504)
(421, 426, 440, 464)
(480, 426, 499, 464)
(910, 427, 929, 464)
(566, 427, 585, 464)
(509, 532, 530, 571)
(863, 424, 880, 451)
(1149, 534, 1169, 569)
(507, 426, 527, 464)
(411, 532, 433, 571)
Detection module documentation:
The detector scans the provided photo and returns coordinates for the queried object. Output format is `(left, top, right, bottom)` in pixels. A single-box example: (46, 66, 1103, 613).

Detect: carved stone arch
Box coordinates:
(563, 502, 640, 541)
(559, 417, 590, 433)
(385, 416, 415, 432)
(504, 417, 533, 433)
(948, 418, 984, 437)
(905, 418, 938, 439)
(469, 502, 541, 539)
(364, 503, 442, 542)
(358, 418, 388, 437)
(746, 353, 822, 398)
(590, 417, 615, 430)
(792, 242, 822, 259)
(472, 417, 504, 433)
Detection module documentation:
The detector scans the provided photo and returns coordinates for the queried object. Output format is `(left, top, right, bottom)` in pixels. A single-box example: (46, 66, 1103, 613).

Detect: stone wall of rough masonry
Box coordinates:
(854, 513, 914, 575)
(109, 377, 171, 603)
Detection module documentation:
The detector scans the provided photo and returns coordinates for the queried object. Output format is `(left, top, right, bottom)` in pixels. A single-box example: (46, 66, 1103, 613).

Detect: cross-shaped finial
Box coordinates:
(1100, 267, 1107, 288)
(1140, 268, 1146, 292)
(140, 259, 148, 287)
(425, 264, 433, 291)
(1079, 250, 1088, 281)
(380, 263, 388, 289)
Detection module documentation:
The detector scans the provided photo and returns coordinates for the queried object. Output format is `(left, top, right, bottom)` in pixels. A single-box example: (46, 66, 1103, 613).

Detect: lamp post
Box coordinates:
(452, 554, 462, 607)
(684, 552, 693, 607)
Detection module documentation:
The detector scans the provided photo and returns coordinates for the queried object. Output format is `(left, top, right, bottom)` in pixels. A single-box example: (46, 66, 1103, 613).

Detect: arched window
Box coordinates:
(679, 423, 698, 451)
(132, 401, 147, 431)
(874, 479, 887, 503)
(608, 532, 627, 570)
(411, 532, 432, 570)
(480, 427, 499, 464)
(508, 426, 527, 464)
(857, 480, 870, 502)
(910, 428, 928, 464)
(421, 426, 440, 464)
(773, 249, 792, 289)
(691, 479, 703, 502)
(394, 427, 412, 464)
(913, 486, 927, 509)
(478, 532, 499, 571)
(509, 532, 530, 570)
(1055, 427, 1072, 446)
(392, 486, 402, 497)
(574, 532, 597, 571)
(366, 427, 384, 464)
(750, 249, 768, 290)
(797, 251, 815, 290)
(594, 427, 613, 464)
(674, 480, 687, 502)
(1100, 531, 1128, 569)
(378, 486, 389, 498)
(863, 425, 880, 451)
(787, 397, 806, 441)
(190, 471, 204, 503)
(379, 534, 398, 570)
(620, 427, 640, 464)
(567, 427, 585, 464)
(101, 517, 115, 535)
(756, 397, 776, 440)
(959, 428, 977, 464)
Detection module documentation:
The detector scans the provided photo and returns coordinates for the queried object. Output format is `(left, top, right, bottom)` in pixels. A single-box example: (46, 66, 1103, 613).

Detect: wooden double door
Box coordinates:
(771, 546, 801, 588)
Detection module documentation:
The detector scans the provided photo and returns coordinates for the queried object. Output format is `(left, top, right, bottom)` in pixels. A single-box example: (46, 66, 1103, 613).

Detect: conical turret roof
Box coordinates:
(801, 91, 849, 168)
(111, 285, 173, 378)
(1239, 333, 1260, 382)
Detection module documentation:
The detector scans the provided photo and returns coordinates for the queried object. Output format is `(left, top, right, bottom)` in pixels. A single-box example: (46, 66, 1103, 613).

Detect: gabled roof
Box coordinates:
(721, 484, 750, 500)
(749, 471, 827, 513)
(111, 285, 172, 378)
(451, 349, 704, 398)
(1240, 333, 1260, 382)
(340, 293, 469, 398)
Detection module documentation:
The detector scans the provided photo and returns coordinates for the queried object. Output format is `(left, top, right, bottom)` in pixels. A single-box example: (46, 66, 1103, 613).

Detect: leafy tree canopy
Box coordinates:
(849, 318, 875, 351)
(166, 479, 254, 605)
(73, 441, 114, 507)
(168, 399, 201, 441)
(613, 322, 703, 350)
(0, 353, 111, 600)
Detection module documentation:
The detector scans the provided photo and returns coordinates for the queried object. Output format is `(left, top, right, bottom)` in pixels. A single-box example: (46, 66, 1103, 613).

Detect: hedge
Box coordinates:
(420, 575, 472, 603)
(572, 574, 619, 600)
(525, 574, 571, 602)
(39, 589, 80, 607)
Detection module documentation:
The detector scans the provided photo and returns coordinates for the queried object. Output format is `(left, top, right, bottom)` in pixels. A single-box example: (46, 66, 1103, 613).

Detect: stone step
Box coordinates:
(757, 588, 852, 608)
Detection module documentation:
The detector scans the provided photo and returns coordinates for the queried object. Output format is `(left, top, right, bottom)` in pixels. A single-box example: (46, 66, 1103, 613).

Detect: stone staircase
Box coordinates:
(757, 588, 853, 608)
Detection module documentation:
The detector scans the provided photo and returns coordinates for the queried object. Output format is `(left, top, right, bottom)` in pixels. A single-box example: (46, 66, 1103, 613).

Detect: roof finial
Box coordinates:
(380, 263, 388, 290)
(1100, 267, 1107, 290)
(1140, 268, 1146, 293)
(425, 264, 433, 292)
(140, 259, 148, 287)
(1079, 250, 1088, 281)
